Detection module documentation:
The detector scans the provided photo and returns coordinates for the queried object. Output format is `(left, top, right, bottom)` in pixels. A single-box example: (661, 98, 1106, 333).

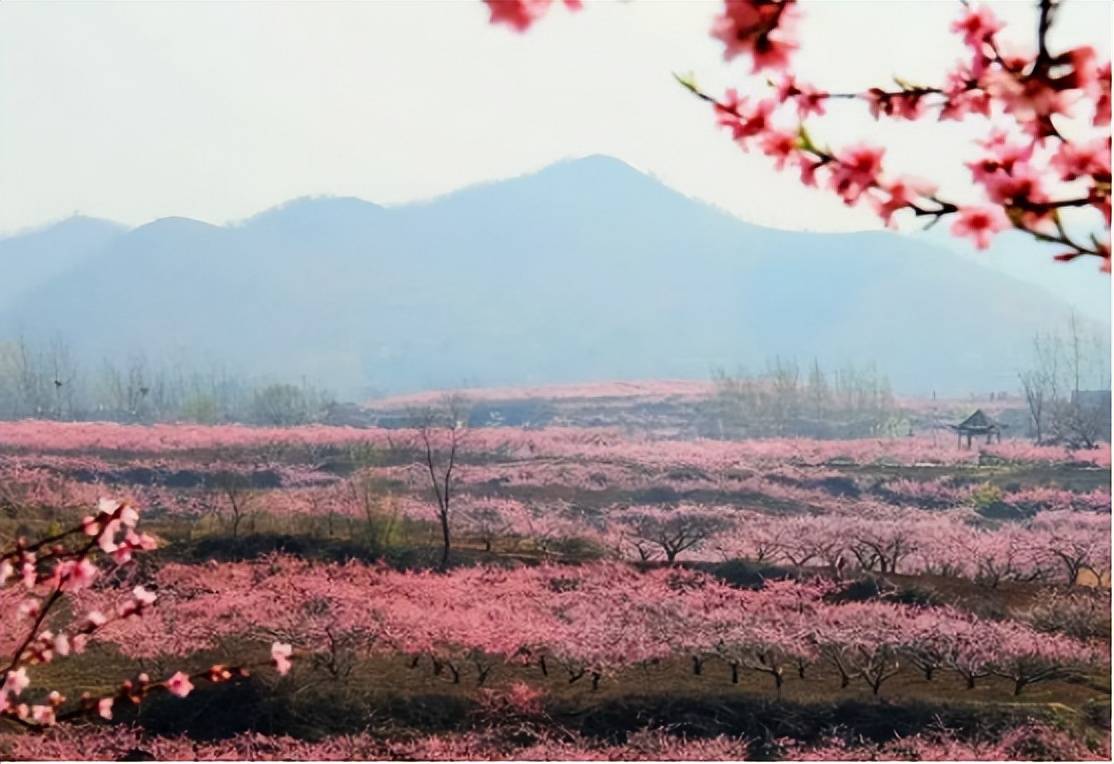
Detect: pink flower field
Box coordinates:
(1, 411, 1109, 761)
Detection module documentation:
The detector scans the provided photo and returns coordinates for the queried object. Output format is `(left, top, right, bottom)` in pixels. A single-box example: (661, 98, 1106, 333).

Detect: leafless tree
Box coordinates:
(1020, 317, 1109, 447)
(210, 472, 258, 538)
(411, 393, 469, 569)
(1049, 397, 1106, 449)
(99, 355, 153, 422)
(1019, 332, 1061, 443)
(459, 505, 511, 553)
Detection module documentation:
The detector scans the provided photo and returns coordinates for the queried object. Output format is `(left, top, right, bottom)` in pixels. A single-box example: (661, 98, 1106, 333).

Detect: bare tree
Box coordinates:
(412, 394, 469, 570)
(1050, 396, 1106, 449)
(1019, 332, 1061, 444)
(211, 472, 258, 538)
(459, 505, 511, 553)
(1020, 317, 1109, 447)
(100, 355, 153, 422)
(346, 471, 400, 553)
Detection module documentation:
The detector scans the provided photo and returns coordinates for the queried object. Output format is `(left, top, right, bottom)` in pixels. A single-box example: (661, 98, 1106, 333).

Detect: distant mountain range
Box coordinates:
(0, 155, 1105, 398)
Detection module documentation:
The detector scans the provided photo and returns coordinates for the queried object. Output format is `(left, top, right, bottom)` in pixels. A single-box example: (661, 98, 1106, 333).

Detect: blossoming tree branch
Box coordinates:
(0, 499, 293, 731)
(484, 0, 1112, 272)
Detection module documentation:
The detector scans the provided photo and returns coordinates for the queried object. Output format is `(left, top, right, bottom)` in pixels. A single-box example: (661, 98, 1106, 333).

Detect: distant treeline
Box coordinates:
(706, 359, 906, 439)
(0, 338, 335, 425)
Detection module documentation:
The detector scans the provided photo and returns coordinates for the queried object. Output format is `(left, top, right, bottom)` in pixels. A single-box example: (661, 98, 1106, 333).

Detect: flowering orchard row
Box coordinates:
(376, 459, 1109, 511)
(1, 719, 1106, 762)
(80, 557, 1106, 697)
(705, 507, 1109, 585)
(3, 458, 1106, 587)
(6, 451, 1108, 520)
(406, 496, 1111, 586)
(1, 420, 1108, 467)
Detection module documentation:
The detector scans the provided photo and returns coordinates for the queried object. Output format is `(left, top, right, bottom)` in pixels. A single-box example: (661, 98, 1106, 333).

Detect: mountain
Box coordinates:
(0, 156, 1105, 398)
(0, 216, 126, 306)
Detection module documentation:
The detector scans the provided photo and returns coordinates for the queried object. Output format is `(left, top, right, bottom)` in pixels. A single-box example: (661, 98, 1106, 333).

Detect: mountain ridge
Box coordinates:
(0, 156, 1104, 399)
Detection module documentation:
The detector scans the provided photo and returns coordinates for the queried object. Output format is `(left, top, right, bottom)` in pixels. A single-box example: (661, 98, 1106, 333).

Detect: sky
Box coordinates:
(1, 0, 1110, 312)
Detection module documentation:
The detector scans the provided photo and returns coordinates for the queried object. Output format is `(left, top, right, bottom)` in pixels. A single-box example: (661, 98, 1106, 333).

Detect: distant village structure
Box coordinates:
(951, 409, 1003, 448)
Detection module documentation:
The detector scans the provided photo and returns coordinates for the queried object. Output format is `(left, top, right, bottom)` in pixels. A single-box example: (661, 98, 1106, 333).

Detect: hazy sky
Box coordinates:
(1, 0, 1110, 309)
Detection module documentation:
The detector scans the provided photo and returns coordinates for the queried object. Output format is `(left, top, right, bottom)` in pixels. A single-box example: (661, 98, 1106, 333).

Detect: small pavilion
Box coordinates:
(950, 409, 1002, 448)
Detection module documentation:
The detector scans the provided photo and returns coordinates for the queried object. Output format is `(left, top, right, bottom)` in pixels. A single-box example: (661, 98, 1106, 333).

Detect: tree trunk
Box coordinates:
(439, 510, 451, 570)
(692, 656, 703, 676)
(591, 672, 601, 691)
(730, 663, 739, 685)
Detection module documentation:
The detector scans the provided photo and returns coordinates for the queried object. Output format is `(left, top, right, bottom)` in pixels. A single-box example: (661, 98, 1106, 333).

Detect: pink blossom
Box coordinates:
(711, 0, 798, 72)
(57, 558, 99, 592)
(829, 144, 885, 204)
(866, 89, 927, 121)
(797, 156, 822, 187)
(165, 671, 194, 698)
(119, 503, 140, 528)
(950, 5, 1002, 49)
(715, 92, 777, 147)
(97, 497, 121, 515)
(981, 68, 1071, 137)
(776, 74, 826, 118)
(484, 0, 579, 32)
(1094, 61, 1111, 126)
(1051, 137, 1111, 181)
(872, 176, 937, 225)
(53, 633, 71, 657)
(980, 165, 1050, 226)
(20, 560, 37, 588)
(30, 705, 55, 726)
(759, 129, 799, 169)
(97, 518, 121, 554)
(133, 586, 158, 606)
(271, 642, 294, 676)
(951, 206, 1011, 249)
(3, 668, 30, 697)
